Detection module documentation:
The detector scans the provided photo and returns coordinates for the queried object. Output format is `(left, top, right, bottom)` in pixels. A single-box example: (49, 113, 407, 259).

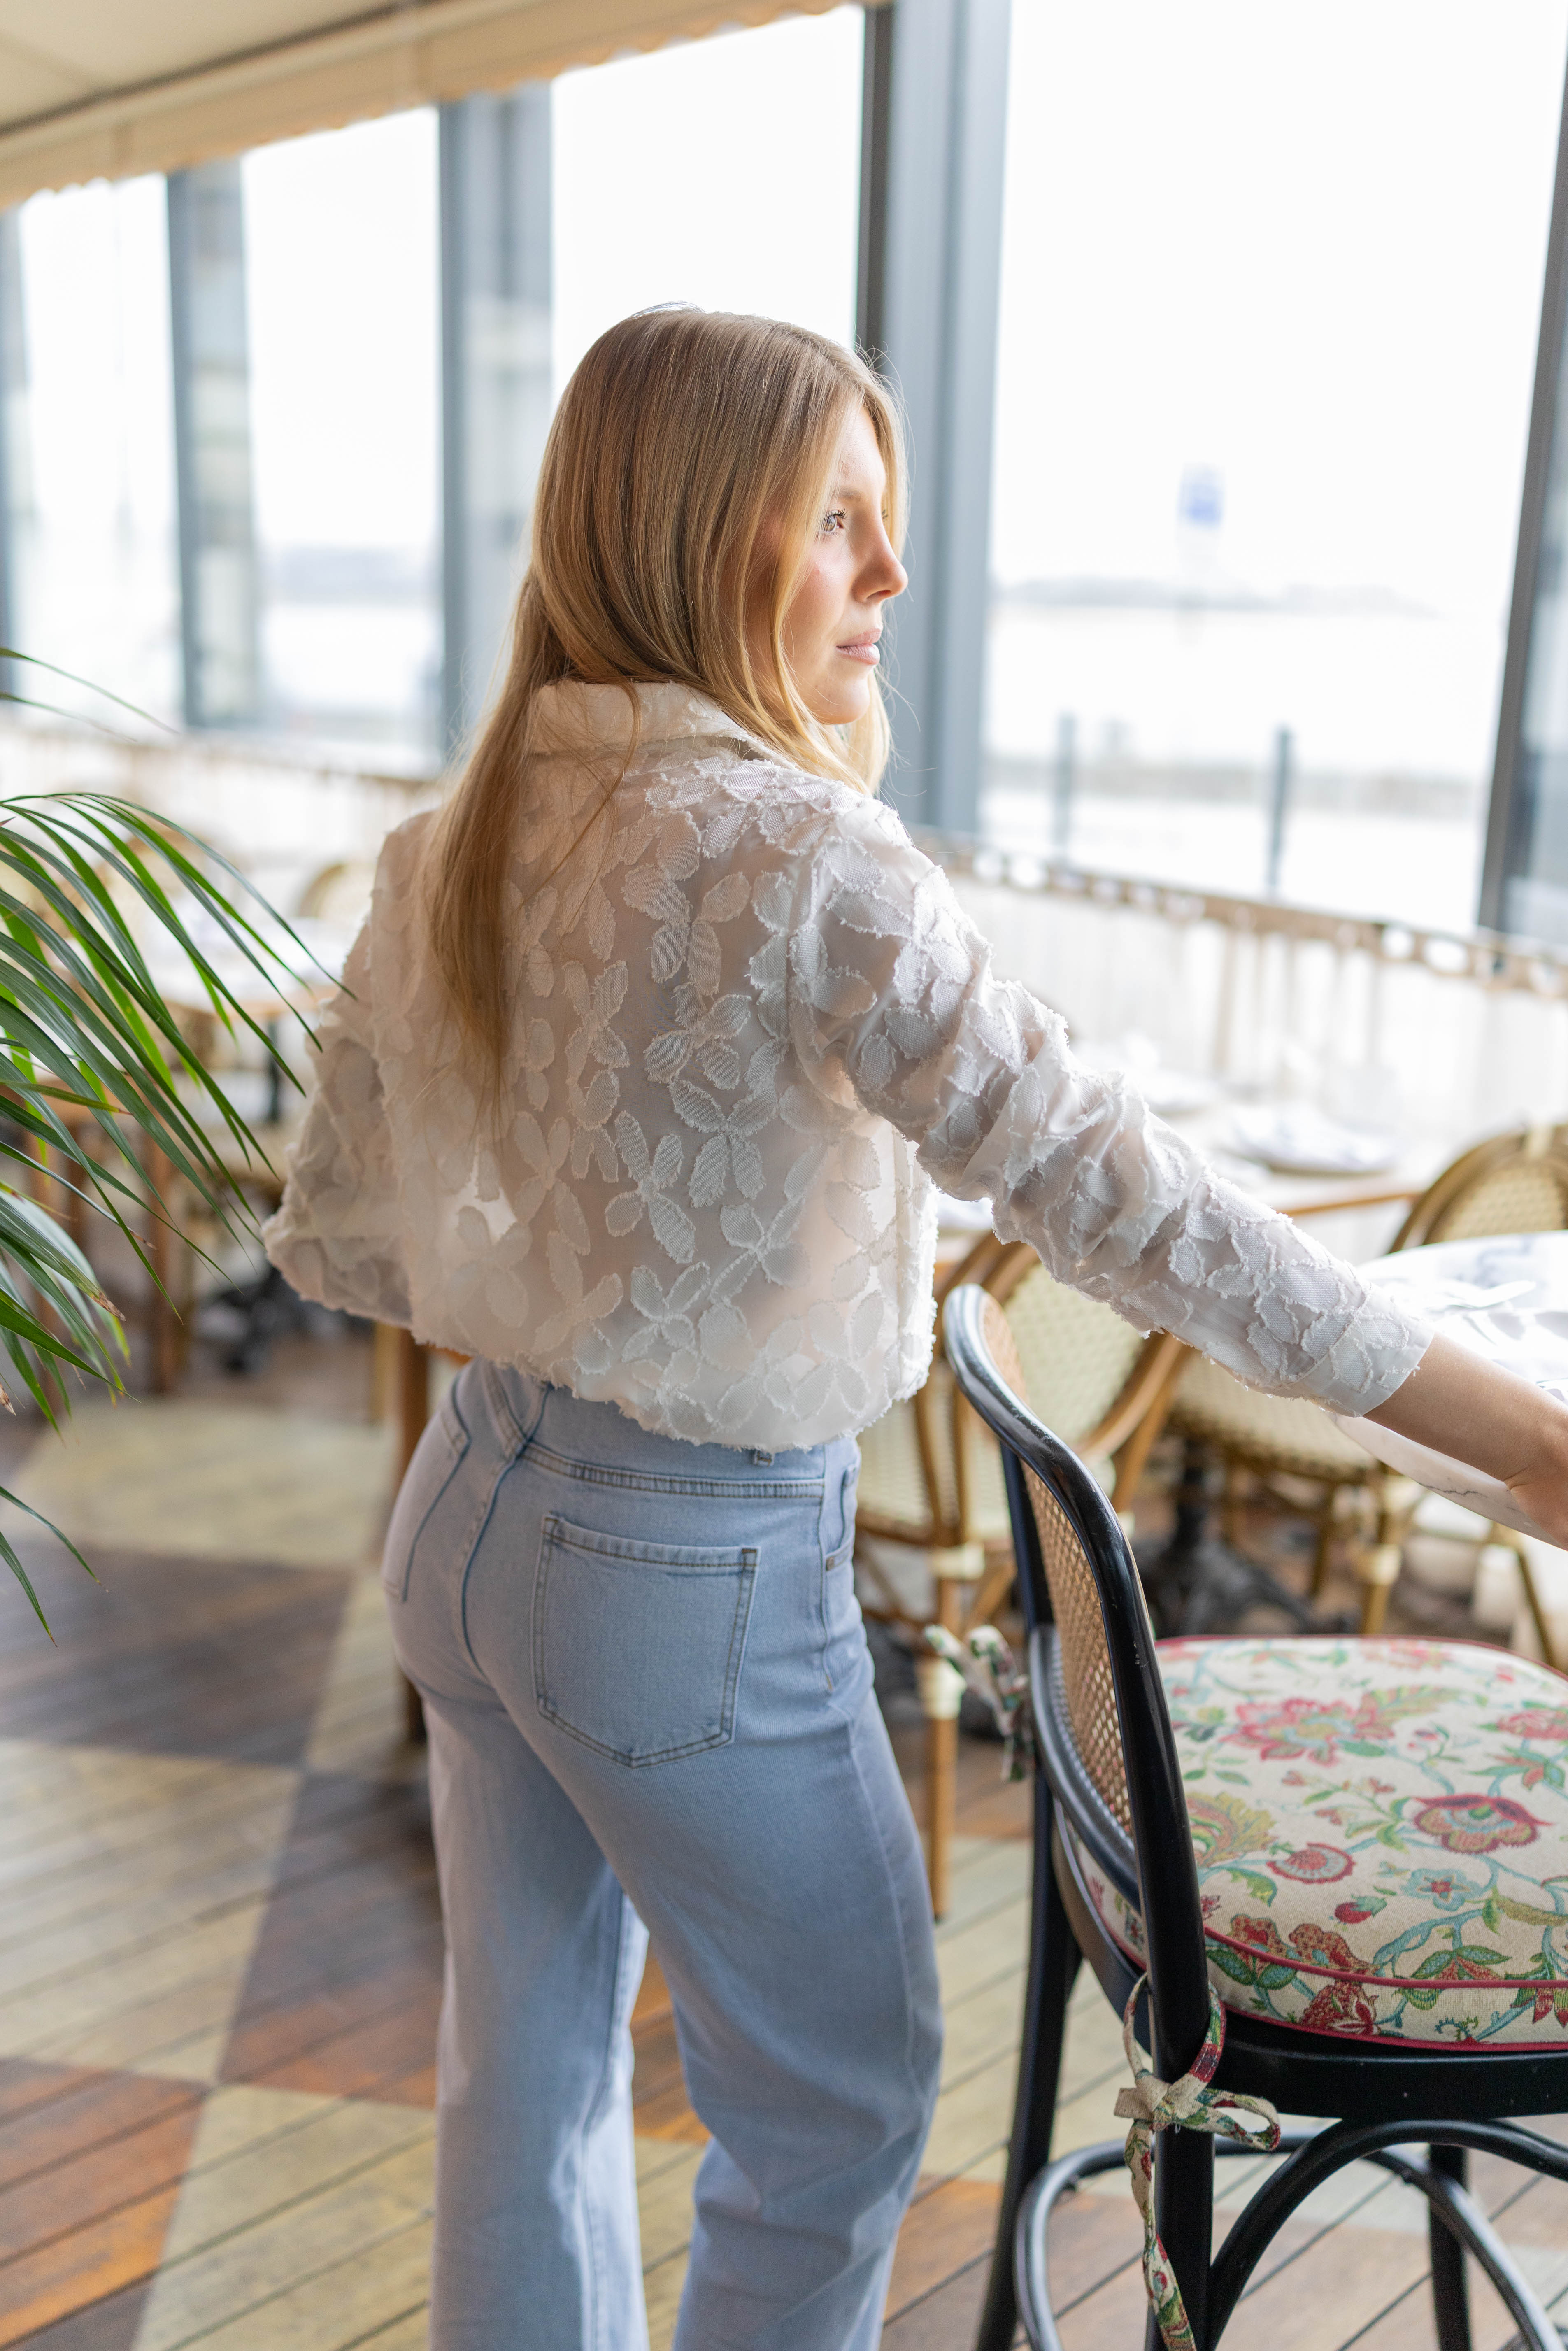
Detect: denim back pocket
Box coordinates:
(382, 1398, 470, 1602)
(821, 1538, 862, 1691)
(533, 1513, 758, 1767)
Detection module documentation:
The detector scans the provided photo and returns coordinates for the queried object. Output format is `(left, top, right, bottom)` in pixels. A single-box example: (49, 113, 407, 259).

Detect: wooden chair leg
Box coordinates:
(146, 1142, 183, 1395)
(919, 1573, 966, 1918)
(1355, 1474, 1421, 1635)
(1510, 1534, 1566, 1672)
(1429, 2144, 1472, 2351)
(393, 1329, 432, 1747)
(1310, 1492, 1338, 1597)
(975, 1780, 1079, 2351)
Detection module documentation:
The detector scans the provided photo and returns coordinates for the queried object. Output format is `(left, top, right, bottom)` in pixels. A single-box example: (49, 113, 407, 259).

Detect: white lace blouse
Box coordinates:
(263, 681, 1433, 1450)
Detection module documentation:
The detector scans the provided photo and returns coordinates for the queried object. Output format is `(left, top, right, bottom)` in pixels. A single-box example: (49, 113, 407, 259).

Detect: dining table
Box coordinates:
(1333, 1229, 1568, 1545)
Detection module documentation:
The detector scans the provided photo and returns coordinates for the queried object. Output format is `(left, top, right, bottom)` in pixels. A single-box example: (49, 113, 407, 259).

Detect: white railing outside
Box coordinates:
(4, 714, 1563, 1157)
(928, 834, 1568, 1152)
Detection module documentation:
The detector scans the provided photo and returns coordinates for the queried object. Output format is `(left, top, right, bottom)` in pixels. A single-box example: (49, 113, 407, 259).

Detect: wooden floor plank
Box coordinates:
(133, 2140, 433, 2351)
(884, 2175, 1000, 2321)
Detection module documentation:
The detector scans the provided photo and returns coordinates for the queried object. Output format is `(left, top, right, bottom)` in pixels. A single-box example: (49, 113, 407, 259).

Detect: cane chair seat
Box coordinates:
(1066, 1635, 1568, 2050)
(1170, 1353, 1375, 1483)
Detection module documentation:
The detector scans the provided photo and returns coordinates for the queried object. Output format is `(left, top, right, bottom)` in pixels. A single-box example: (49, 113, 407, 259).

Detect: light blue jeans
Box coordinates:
(383, 1361, 942, 2351)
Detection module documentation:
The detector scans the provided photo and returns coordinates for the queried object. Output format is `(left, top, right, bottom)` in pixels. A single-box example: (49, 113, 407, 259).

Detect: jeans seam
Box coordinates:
(454, 1383, 546, 1671)
(579, 1892, 638, 2351)
(386, 1416, 467, 1601)
(844, 1702, 932, 2125)
(526, 1439, 821, 1501)
(820, 1462, 859, 1699)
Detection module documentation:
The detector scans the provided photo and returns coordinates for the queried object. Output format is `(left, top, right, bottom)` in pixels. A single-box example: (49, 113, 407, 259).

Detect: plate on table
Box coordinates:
(1227, 1105, 1400, 1178)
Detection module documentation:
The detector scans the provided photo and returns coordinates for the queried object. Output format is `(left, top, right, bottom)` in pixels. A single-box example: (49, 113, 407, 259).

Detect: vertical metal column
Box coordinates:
(0, 208, 24, 703)
(873, 0, 1011, 835)
(440, 85, 553, 760)
(167, 162, 261, 731)
(856, 3, 896, 365)
(1480, 43, 1568, 938)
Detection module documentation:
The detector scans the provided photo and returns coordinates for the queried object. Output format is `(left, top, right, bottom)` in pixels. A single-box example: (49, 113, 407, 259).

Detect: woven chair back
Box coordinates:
(945, 1256, 1149, 1542)
(994, 1260, 1147, 1444)
(978, 1292, 1131, 1833)
(1394, 1124, 1568, 1249)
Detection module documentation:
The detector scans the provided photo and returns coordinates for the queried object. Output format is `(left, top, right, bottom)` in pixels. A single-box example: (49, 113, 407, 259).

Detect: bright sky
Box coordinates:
(13, 0, 1568, 786)
(244, 110, 441, 555)
(992, 0, 1568, 620)
(551, 9, 862, 395)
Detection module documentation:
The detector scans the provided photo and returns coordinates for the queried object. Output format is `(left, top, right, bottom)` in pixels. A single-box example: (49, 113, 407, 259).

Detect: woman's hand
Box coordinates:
(1365, 1331, 1568, 1548)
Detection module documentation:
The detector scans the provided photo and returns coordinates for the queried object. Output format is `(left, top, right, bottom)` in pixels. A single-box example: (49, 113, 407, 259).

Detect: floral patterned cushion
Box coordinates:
(1066, 1637, 1568, 2048)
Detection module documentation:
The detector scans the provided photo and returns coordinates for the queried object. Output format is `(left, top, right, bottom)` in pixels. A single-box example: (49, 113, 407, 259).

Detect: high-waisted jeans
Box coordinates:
(383, 1361, 942, 2351)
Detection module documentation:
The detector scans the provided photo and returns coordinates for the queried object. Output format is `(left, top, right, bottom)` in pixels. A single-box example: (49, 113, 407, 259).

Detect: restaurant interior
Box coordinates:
(1, 2, 1568, 2345)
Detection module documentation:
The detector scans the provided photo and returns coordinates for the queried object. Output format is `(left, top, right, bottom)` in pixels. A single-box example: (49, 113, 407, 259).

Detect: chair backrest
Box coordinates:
(944, 1282, 1212, 2075)
(989, 1251, 1148, 1445)
(943, 1245, 1185, 1539)
(1393, 1122, 1568, 1249)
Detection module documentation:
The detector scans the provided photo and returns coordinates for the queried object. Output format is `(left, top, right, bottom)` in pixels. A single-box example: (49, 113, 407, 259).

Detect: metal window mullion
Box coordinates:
(877, 0, 1010, 837)
(167, 162, 261, 732)
(439, 85, 552, 762)
(1480, 40, 1568, 933)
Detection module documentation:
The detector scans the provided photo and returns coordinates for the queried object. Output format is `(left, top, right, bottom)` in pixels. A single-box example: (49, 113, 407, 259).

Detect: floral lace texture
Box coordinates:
(263, 682, 1432, 1450)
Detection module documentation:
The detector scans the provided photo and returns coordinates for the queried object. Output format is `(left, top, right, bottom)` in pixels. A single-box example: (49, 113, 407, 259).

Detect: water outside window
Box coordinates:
(10, 176, 180, 727)
(551, 8, 863, 395)
(986, 0, 1568, 933)
(243, 110, 441, 768)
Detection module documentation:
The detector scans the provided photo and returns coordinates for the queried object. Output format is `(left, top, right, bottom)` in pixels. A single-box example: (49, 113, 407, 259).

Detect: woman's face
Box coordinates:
(779, 406, 907, 726)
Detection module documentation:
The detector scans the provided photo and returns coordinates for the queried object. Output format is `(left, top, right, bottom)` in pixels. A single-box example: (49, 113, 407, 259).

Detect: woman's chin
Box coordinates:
(805, 677, 872, 728)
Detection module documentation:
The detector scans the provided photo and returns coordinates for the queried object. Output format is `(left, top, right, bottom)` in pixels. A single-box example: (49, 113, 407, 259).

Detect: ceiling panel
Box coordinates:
(0, 0, 867, 210)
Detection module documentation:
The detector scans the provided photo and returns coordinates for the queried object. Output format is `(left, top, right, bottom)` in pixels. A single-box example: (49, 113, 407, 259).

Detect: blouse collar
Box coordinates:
(527, 678, 778, 765)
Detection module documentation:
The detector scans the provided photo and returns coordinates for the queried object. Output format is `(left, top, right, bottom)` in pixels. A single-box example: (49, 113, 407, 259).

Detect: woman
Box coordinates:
(266, 307, 1568, 2351)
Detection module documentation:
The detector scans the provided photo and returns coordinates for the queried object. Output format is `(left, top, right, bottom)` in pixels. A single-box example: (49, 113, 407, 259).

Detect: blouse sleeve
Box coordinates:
(262, 922, 412, 1325)
(787, 795, 1432, 1416)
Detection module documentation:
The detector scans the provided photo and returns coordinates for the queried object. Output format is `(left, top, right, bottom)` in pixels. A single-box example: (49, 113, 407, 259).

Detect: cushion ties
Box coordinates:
(1114, 1974, 1281, 2351)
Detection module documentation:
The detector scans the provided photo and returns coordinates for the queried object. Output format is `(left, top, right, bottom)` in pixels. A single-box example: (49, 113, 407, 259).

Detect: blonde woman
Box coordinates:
(266, 307, 1568, 2349)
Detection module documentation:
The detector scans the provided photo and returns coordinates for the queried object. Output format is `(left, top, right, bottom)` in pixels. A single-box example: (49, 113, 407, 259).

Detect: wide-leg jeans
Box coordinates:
(383, 1361, 942, 2350)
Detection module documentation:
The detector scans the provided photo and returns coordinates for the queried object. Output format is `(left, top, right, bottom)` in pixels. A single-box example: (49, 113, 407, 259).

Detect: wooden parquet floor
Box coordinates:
(0, 1350, 1563, 2349)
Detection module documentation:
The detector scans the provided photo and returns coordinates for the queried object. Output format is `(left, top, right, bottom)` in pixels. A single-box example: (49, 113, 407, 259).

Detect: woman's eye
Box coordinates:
(821, 510, 847, 536)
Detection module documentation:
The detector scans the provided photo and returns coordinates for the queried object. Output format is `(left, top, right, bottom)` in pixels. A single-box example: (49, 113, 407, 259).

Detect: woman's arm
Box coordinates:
(262, 921, 412, 1324)
(788, 796, 1431, 1420)
(1366, 1333, 1568, 1546)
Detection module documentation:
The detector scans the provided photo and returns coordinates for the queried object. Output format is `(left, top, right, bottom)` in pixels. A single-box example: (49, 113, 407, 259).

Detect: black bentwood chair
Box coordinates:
(943, 1283, 1568, 2351)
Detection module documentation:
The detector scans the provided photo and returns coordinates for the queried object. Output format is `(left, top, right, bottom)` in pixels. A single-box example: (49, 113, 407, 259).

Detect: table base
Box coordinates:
(1138, 1441, 1355, 1640)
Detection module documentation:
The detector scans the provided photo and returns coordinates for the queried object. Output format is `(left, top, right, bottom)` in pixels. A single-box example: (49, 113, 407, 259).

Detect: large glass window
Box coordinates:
(551, 9, 863, 397)
(11, 176, 180, 726)
(244, 109, 441, 767)
(986, 0, 1568, 931)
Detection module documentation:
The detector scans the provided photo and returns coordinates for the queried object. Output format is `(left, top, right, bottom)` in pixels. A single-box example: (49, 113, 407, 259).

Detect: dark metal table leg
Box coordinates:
(1138, 1439, 1353, 1638)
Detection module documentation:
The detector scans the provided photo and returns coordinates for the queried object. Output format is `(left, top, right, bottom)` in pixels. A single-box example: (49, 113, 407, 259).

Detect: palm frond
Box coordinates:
(0, 784, 315, 1626)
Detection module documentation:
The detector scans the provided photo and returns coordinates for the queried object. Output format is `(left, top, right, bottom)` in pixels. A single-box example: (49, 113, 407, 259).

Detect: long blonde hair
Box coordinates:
(422, 307, 906, 1088)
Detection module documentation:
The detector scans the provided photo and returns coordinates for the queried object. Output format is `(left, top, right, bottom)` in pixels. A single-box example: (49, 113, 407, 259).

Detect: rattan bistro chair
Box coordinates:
(1169, 1119, 1568, 1639)
(856, 1234, 1185, 1914)
(945, 1282, 1568, 2351)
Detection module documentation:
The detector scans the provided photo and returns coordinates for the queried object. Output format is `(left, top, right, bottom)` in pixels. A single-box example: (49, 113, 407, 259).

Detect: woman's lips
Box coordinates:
(836, 637, 881, 665)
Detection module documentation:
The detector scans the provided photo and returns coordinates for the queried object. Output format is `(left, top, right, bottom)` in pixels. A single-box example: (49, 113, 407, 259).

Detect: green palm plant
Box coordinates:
(0, 649, 310, 1629)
